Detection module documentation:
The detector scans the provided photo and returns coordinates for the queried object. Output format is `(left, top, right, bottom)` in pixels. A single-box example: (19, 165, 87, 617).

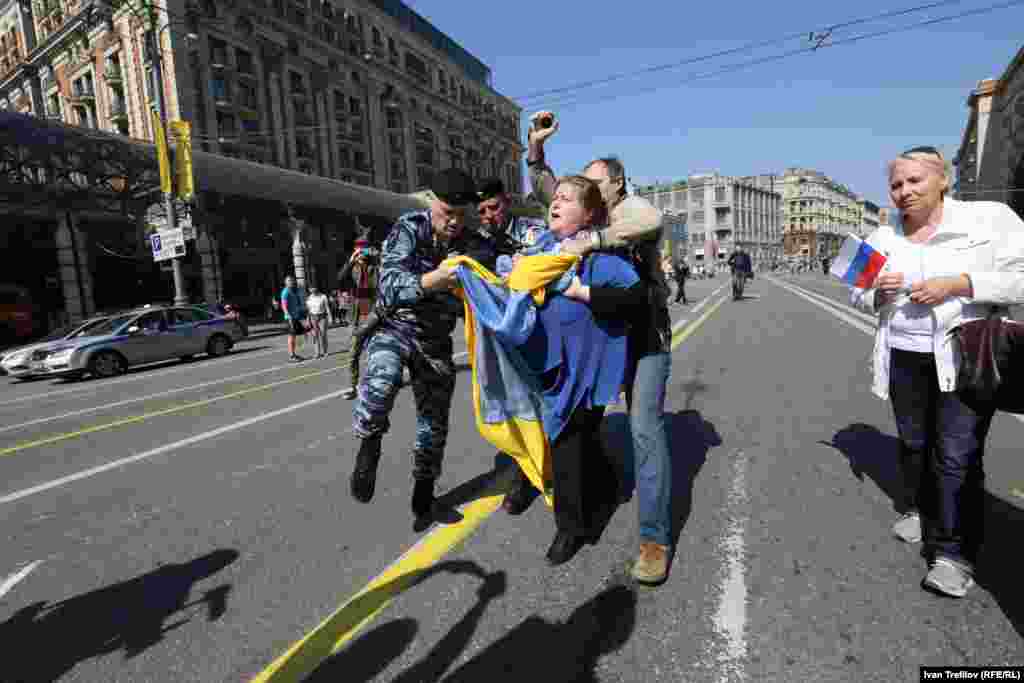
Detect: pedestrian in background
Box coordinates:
(280, 276, 307, 362)
(673, 260, 689, 305)
(851, 145, 1024, 598)
(305, 285, 333, 359)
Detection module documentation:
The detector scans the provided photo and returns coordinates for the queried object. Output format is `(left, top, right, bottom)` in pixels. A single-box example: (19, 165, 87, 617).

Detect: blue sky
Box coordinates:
(404, 0, 1023, 206)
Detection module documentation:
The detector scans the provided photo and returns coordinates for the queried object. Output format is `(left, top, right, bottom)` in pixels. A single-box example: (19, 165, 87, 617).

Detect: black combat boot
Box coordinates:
(350, 435, 382, 503)
(411, 478, 436, 518)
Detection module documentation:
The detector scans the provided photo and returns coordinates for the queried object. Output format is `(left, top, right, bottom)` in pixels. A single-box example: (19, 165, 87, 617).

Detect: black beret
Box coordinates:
(431, 168, 478, 206)
(476, 177, 505, 201)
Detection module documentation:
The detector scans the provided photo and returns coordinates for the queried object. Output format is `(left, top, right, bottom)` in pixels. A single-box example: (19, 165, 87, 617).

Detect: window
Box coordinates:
(337, 146, 351, 168)
(236, 49, 254, 75)
(136, 311, 168, 332)
(405, 52, 427, 79)
(353, 149, 369, 172)
(386, 108, 402, 129)
(238, 81, 257, 109)
(372, 27, 382, 46)
(170, 308, 203, 325)
(693, 210, 705, 224)
(348, 96, 361, 116)
(217, 111, 237, 137)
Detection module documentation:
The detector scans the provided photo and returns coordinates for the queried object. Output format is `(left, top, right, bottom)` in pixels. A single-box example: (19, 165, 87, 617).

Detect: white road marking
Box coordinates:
(713, 450, 749, 682)
(0, 352, 469, 507)
(0, 360, 320, 434)
(0, 560, 42, 600)
(771, 277, 1024, 427)
(0, 343, 284, 408)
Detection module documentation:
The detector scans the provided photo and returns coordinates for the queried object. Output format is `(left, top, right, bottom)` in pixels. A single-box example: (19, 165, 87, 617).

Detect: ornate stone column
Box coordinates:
(197, 226, 222, 304)
(287, 206, 310, 293)
(55, 212, 95, 322)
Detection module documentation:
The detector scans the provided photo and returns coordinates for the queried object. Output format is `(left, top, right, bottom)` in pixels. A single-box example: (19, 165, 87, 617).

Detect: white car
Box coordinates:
(0, 317, 112, 380)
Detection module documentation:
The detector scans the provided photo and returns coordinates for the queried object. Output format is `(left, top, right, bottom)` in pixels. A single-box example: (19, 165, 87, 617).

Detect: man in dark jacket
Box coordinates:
(673, 260, 690, 305)
(349, 169, 477, 522)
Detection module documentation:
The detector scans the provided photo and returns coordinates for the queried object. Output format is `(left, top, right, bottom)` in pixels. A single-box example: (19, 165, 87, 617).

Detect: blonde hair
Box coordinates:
(888, 147, 949, 196)
(555, 175, 607, 224)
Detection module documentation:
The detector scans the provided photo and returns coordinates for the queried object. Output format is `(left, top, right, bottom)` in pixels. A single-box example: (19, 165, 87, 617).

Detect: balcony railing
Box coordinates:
(69, 84, 95, 103)
(109, 99, 128, 120)
(104, 66, 123, 86)
(210, 50, 228, 69)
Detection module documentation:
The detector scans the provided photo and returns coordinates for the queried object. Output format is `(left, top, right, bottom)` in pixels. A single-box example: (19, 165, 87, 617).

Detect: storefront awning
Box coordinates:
(0, 112, 427, 219)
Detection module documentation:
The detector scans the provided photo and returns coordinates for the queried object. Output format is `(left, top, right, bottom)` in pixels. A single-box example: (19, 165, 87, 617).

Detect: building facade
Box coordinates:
(638, 172, 783, 270)
(779, 167, 863, 262)
(0, 0, 520, 341)
(0, 0, 522, 194)
(859, 198, 880, 237)
(953, 77, 999, 202)
(965, 46, 1024, 217)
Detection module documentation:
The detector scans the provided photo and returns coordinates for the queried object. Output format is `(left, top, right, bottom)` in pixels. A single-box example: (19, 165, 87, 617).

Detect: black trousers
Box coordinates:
(551, 405, 618, 537)
(889, 349, 994, 566)
(674, 280, 687, 302)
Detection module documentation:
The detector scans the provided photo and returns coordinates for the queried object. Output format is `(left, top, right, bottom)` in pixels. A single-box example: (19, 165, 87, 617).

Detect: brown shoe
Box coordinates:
(631, 542, 669, 585)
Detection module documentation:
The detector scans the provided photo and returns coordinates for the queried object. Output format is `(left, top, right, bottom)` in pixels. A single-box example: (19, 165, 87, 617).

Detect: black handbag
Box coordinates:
(952, 307, 1024, 413)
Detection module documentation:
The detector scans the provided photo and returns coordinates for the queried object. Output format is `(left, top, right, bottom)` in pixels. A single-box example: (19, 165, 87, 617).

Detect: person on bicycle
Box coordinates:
(727, 248, 753, 300)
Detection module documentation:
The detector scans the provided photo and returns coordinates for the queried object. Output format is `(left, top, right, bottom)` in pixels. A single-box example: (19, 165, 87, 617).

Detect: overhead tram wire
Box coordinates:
(512, 0, 968, 104)
(147, 0, 1020, 148)
(523, 0, 1024, 113)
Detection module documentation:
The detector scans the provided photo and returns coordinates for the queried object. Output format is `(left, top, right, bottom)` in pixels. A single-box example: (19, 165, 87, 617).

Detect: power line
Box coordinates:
(512, 0, 967, 103)
(523, 0, 1024, 112)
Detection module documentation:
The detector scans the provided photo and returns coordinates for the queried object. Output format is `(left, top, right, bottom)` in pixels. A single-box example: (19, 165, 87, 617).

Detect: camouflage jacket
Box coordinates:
(377, 210, 462, 343)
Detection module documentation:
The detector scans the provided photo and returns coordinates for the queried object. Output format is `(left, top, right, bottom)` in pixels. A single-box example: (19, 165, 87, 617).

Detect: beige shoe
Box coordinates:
(631, 542, 669, 585)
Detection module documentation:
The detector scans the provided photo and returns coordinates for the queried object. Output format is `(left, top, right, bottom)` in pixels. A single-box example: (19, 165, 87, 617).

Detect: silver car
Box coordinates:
(0, 316, 113, 380)
(39, 305, 246, 379)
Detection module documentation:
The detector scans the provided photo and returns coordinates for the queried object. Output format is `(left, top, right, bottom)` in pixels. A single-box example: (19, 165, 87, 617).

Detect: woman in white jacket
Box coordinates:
(851, 146, 1024, 597)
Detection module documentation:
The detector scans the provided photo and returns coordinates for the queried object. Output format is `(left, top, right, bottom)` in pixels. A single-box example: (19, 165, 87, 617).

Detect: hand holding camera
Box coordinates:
(528, 110, 559, 147)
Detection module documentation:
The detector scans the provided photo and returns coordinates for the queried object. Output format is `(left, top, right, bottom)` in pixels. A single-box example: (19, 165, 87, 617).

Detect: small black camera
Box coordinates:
(536, 114, 553, 130)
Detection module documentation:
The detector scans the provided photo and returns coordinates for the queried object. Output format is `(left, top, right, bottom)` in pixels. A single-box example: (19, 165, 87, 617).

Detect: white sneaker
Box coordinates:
(892, 512, 922, 543)
(924, 557, 975, 598)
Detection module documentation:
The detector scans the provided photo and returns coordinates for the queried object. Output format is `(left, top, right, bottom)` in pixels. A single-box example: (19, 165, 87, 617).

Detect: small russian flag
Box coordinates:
(830, 234, 887, 289)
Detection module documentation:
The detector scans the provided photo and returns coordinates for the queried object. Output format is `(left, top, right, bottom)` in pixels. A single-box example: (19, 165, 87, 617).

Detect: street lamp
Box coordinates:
(89, 0, 200, 306)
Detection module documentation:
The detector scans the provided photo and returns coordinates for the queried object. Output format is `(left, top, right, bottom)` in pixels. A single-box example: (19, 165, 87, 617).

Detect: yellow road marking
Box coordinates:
(0, 364, 346, 457)
(672, 296, 728, 350)
(250, 469, 514, 683)
(250, 300, 730, 683)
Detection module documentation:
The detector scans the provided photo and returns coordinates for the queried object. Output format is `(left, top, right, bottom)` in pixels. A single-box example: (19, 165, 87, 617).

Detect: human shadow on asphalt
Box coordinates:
(433, 584, 636, 682)
(320, 583, 636, 682)
(306, 561, 506, 683)
(0, 549, 238, 681)
(602, 408, 721, 570)
(826, 423, 1024, 637)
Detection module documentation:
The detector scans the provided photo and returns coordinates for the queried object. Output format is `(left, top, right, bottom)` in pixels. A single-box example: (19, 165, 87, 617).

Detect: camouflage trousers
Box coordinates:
(352, 328, 456, 481)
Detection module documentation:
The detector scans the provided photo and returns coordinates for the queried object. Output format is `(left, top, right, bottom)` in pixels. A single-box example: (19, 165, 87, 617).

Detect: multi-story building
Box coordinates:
(954, 78, 998, 201)
(779, 167, 863, 261)
(0, 0, 522, 194)
(638, 172, 783, 270)
(859, 198, 880, 237)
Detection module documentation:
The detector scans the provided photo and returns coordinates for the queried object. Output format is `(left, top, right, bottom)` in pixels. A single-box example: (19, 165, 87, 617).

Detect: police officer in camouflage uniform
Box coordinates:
(474, 177, 549, 267)
(350, 169, 478, 521)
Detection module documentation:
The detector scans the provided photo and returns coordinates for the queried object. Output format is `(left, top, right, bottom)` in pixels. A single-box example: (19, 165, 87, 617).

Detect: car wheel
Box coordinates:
(89, 351, 126, 378)
(206, 334, 231, 357)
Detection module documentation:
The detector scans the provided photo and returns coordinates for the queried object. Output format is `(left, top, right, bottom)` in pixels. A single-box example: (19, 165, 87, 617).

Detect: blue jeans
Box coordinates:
(627, 350, 672, 547)
(889, 349, 994, 566)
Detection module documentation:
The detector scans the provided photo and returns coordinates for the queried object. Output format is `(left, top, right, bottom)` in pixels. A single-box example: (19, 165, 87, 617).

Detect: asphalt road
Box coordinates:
(1, 274, 1022, 683)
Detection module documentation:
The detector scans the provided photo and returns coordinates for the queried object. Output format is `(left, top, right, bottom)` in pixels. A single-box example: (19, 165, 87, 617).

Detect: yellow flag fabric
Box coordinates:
(442, 254, 578, 506)
(152, 109, 172, 195)
(170, 120, 194, 202)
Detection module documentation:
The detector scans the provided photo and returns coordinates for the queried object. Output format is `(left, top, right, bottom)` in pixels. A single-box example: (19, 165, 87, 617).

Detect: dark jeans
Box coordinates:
(889, 349, 994, 566)
(674, 281, 687, 303)
(551, 405, 617, 537)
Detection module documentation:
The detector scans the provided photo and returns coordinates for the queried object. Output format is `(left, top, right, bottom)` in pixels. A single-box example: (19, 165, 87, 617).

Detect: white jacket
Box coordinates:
(851, 198, 1024, 400)
(305, 293, 333, 319)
